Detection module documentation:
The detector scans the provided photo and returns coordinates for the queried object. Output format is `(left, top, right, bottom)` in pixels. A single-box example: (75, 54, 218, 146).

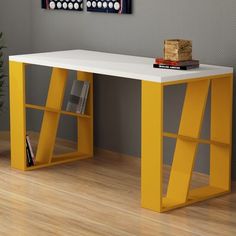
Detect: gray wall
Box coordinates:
(0, 0, 32, 130)
(1, 0, 236, 177)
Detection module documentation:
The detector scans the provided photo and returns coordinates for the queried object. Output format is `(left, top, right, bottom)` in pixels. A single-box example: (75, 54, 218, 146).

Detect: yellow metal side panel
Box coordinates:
(9, 61, 26, 170)
(167, 80, 210, 204)
(210, 75, 233, 190)
(141, 81, 163, 212)
(36, 68, 68, 164)
(77, 71, 94, 155)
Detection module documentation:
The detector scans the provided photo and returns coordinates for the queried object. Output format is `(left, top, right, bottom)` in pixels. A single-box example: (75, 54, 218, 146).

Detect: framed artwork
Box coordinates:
(41, 0, 84, 11)
(86, 0, 132, 14)
(41, 0, 132, 14)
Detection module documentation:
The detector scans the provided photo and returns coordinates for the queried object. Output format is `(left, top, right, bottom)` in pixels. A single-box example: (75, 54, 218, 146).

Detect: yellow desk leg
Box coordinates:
(36, 68, 68, 164)
(77, 71, 94, 156)
(166, 80, 210, 205)
(141, 81, 163, 212)
(9, 61, 27, 170)
(210, 75, 233, 191)
(142, 76, 232, 213)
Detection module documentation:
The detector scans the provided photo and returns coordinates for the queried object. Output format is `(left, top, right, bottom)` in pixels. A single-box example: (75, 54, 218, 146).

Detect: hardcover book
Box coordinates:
(153, 64, 199, 70)
(26, 136, 34, 167)
(26, 135, 35, 165)
(66, 80, 90, 114)
(155, 58, 199, 67)
(80, 81, 90, 115)
(67, 80, 84, 113)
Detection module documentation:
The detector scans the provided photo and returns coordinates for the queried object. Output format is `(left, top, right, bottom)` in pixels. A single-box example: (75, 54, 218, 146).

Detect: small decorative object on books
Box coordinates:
(66, 80, 90, 114)
(153, 39, 199, 70)
(164, 39, 192, 61)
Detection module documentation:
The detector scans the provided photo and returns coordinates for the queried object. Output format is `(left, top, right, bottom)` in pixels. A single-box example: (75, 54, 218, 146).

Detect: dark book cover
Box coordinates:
(26, 135, 35, 165)
(26, 147, 31, 167)
(26, 139, 34, 167)
(153, 64, 199, 70)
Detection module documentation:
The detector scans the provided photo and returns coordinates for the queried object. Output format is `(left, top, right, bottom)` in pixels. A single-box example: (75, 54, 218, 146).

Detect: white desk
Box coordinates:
(9, 50, 233, 212)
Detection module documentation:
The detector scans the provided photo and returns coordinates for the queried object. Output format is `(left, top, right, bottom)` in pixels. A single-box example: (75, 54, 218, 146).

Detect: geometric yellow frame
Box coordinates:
(9, 60, 233, 212)
(9, 62, 93, 171)
(142, 74, 233, 212)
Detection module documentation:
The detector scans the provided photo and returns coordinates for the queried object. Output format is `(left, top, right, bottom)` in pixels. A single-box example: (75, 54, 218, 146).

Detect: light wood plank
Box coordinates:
(0, 132, 236, 236)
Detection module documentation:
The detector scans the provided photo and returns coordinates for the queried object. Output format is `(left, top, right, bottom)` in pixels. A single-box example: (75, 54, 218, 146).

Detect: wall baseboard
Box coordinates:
(94, 147, 211, 182)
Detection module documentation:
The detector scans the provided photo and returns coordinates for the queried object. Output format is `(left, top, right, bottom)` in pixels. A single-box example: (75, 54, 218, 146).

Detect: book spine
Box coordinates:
(155, 59, 178, 66)
(26, 138, 33, 167)
(26, 135, 35, 165)
(26, 146, 31, 167)
(82, 82, 90, 115)
(155, 58, 199, 66)
(153, 64, 199, 70)
(77, 82, 86, 114)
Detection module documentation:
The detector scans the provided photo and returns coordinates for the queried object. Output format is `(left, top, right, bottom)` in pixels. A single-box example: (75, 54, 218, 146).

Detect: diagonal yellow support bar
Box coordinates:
(210, 75, 233, 191)
(36, 68, 68, 164)
(166, 80, 210, 204)
(141, 81, 163, 212)
(9, 61, 27, 170)
(77, 71, 94, 156)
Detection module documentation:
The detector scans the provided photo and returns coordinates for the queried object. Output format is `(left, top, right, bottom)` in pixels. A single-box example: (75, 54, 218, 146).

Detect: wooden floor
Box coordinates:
(0, 132, 236, 236)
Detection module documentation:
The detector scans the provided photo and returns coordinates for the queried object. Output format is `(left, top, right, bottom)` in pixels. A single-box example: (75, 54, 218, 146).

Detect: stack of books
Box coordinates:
(153, 58, 200, 70)
(66, 80, 90, 114)
(26, 135, 35, 167)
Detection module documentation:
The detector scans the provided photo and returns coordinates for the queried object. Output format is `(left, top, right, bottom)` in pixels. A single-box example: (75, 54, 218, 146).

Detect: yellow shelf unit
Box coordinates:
(10, 62, 94, 171)
(142, 74, 233, 212)
(10, 60, 233, 212)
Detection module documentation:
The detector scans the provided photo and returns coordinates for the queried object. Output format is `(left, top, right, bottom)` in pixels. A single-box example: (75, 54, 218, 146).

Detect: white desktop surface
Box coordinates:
(9, 50, 233, 83)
